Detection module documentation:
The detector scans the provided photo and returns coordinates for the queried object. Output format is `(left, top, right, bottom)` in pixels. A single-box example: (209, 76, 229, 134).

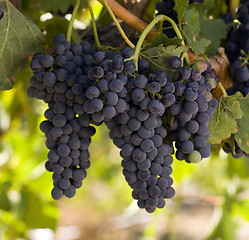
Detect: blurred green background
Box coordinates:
(1, 0, 249, 239)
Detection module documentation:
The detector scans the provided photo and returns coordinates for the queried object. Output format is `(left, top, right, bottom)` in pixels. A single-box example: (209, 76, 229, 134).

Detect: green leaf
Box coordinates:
(0, 0, 43, 91)
(235, 94, 249, 153)
(207, 0, 228, 18)
(198, 17, 227, 55)
(209, 92, 243, 144)
(182, 9, 211, 54)
(148, 34, 182, 48)
(141, 45, 188, 79)
(174, 0, 189, 29)
(189, 0, 227, 55)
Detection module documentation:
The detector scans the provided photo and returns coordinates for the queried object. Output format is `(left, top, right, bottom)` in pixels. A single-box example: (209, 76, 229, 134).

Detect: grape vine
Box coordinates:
(1, 0, 249, 216)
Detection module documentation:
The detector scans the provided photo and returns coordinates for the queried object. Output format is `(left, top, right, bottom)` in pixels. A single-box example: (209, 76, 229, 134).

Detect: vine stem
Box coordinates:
(67, 0, 81, 42)
(130, 15, 190, 67)
(98, 0, 157, 41)
(101, 0, 135, 49)
(230, 0, 240, 17)
(218, 82, 228, 97)
(87, 0, 101, 48)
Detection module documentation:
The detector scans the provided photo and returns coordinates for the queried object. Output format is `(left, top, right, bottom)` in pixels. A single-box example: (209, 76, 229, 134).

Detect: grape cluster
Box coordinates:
(27, 32, 219, 212)
(28, 34, 100, 199)
(223, 141, 249, 158)
(27, 33, 176, 212)
(223, 1, 249, 97)
(165, 56, 218, 163)
(156, 0, 205, 38)
(105, 70, 175, 213)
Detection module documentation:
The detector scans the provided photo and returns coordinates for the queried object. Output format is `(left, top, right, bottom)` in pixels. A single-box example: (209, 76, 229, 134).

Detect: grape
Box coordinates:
(164, 187, 175, 199)
(148, 186, 161, 198)
(137, 170, 151, 181)
(64, 185, 76, 198)
(169, 101, 182, 115)
(48, 149, 60, 162)
(73, 169, 86, 182)
(184, 88, 198, 101)
(115, 99, 127, 113)
(132, 148, 146, 162)
(45, 161, 53, 172)
(131, 88, 146, 102)
(184, 101, 198, 114)
(111, 60, 124, 73)
(138, 60, 149, 73)
(148, 82, 161, 94)
(150, 162, 163, 176)
(127, 118, 140, 131)
(178, 66, 191, 80)
(140, 139, 154, 152)
(177, 128, 191, 141)
(105, 91, 118, 105)
(186, 120, 199, 133)
(88, 66, 104, 79)
(174, 82, 186, 96)
(163, 93, 176, 107)
(188, 150, 202, 163)
(168, 56, 182, 69)
(180, 140, 194, 154)
(124, 60, 136, 74)
(51, 187, 63, 200)
(59, 178, 71, 189)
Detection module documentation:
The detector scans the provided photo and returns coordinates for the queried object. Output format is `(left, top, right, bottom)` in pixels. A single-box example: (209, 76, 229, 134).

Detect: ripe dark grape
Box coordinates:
(28, 33, 178, 213)
(165, 56, 218, 163)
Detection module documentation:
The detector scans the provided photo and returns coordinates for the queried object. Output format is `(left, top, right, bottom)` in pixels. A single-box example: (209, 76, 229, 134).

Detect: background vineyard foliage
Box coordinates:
(1, 0, 249, 239)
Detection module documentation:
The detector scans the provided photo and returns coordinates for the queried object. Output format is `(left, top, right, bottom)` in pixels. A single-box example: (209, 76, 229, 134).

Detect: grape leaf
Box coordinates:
(209, 92, 243, 144)
(148, 34, 182, 48)
(173, 0, 189, 29)
(189, 0, 227, 55)
(0, 0, 43, 90)
(235, 95, 249, 153)
(141, 45, 188, 79)
(182, 9, 211, 54)
(199, 18, 227, 55)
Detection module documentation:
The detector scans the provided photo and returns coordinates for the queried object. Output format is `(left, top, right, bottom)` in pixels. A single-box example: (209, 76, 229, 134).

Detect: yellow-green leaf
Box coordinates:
(209, 92, 243, 144)
(235, 94, 249, 153)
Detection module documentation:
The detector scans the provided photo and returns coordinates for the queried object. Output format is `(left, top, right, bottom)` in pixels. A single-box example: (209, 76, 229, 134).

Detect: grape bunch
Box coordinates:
(27, 31, 219, 212)
(105, 70, 175, 213)
(223, 140, 249, 158)
(223, 1, 249, 97)
(27, 34, 100, 199)
(165, 56, 218, 163)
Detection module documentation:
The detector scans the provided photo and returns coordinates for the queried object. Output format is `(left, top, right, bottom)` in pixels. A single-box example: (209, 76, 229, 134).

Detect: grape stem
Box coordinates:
(101, 0, 135, 49)
(218, 82, 228, 97)
(130, 15, 190, 68)
(67, 0, 81, 42)
(230, 0, 240, 17)
(87, 0, 101, 48)
(97, 0, 157, 41)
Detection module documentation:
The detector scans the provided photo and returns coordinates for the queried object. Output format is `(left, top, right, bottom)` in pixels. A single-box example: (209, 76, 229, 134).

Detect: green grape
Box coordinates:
(188, 150, 202, 163)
